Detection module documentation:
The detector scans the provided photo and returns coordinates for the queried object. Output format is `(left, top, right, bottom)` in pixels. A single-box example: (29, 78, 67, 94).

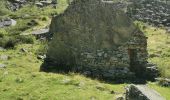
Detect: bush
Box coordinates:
(36, 41, 48, 55)
(15, 35, 35, 44)
(0, 29, 8, 38)
(0, 37, 17, 49)
(41, 16, 48, 21)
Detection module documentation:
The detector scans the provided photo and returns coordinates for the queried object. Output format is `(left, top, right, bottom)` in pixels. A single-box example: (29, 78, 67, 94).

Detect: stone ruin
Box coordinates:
(40, 0, 157, 81)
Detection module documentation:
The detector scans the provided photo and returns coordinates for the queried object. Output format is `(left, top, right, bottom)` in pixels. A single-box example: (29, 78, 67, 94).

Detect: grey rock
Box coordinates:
(0, 55, 9, 60)
(11, 19, 17, 26)
(37, 55, 46, 60)
(0, 47, 5, 51)
(32, 28, 49, 35)
(126, 85, 165, 100)
(35, 2, 43, 7)
(20, 48, 28, 53)
(0, 64, 6, 68)
(116, 95, 124, 100)
(0, 19, 16, 28)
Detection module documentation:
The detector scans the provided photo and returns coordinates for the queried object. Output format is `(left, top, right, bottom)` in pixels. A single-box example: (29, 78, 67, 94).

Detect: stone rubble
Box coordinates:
(7, 0, 58, 11)
(127, 0, 170, 27)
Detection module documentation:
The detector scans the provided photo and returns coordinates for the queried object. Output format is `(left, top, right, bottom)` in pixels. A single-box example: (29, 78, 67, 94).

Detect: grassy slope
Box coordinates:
(146, 27, 170, 78)
(0, 42, 126, 100)
(0, 0, 170, 100)
(137, 23, 170, 78)
(137, 23, 170, 99)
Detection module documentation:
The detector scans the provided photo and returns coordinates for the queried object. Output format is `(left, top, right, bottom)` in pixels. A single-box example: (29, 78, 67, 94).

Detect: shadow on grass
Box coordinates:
(40, 62, 150, 85)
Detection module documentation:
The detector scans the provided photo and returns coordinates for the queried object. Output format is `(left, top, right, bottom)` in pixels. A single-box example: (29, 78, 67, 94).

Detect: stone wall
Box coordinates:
(41, 0, 148, 81)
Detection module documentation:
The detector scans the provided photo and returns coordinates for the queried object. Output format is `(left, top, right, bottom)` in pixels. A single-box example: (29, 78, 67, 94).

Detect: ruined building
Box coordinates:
(41, 0, 153, 81)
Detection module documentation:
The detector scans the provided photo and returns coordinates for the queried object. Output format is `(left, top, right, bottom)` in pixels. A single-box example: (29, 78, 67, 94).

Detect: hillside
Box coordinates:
(0, 0, 170, 100)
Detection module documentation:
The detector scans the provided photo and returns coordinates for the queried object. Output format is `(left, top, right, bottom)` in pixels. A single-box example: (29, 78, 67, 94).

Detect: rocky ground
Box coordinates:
(127, 0, 170, 27)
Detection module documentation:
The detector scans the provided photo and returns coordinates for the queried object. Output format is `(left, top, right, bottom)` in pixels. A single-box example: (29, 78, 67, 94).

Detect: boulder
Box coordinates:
(126, 85, 165, 100)
(0, 18, 17, 28)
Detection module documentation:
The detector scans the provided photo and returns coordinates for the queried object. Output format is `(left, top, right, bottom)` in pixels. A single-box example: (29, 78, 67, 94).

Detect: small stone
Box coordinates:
(11, 19, 17, 26)
(116, 95, 124, 100)
(37, 55, 46, 60)
(20, 48, 28, 53)
(0, 64, 6, 68)
(0, 55, 9, 60)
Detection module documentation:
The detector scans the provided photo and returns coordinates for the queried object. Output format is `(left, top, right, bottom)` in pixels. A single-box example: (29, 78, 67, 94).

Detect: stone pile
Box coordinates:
(7, 0, 58, 11)
(7, 0, 27, 11)
(127, 0, 170, 27)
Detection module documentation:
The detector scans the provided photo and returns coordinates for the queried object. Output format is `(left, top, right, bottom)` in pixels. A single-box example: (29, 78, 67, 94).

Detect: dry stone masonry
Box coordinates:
(41, 0, 157, 81)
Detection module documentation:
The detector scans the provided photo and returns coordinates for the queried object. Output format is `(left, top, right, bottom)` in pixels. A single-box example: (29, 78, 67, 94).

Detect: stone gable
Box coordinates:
(41, 0, 149, 81)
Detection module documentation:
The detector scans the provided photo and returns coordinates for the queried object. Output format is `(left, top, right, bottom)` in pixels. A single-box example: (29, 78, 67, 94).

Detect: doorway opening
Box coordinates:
(128, 49, 137, 72)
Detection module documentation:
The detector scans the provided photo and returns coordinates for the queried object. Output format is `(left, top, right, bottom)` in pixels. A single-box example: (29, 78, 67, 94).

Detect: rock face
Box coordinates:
(41, 0, 148, 80)
(126, 85, 165, 100)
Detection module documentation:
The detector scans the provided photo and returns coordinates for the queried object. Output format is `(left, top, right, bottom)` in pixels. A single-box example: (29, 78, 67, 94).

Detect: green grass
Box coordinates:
(146, 27, 170, 78)
(149, 82, 170, 100)
(0, 42, 126, 100)
(0, 1, 170, 99)
(135, 21, 170, 78)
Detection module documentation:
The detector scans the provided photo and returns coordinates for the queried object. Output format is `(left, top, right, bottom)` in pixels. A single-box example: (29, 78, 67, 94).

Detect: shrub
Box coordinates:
(0, 36, 17, 49)
(0, 29, 8, 38)
(15, 35, 35, 44)
(4, 38, 16, 48)
(41, 16, 48, 21)
(36, 41, 48, 55)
